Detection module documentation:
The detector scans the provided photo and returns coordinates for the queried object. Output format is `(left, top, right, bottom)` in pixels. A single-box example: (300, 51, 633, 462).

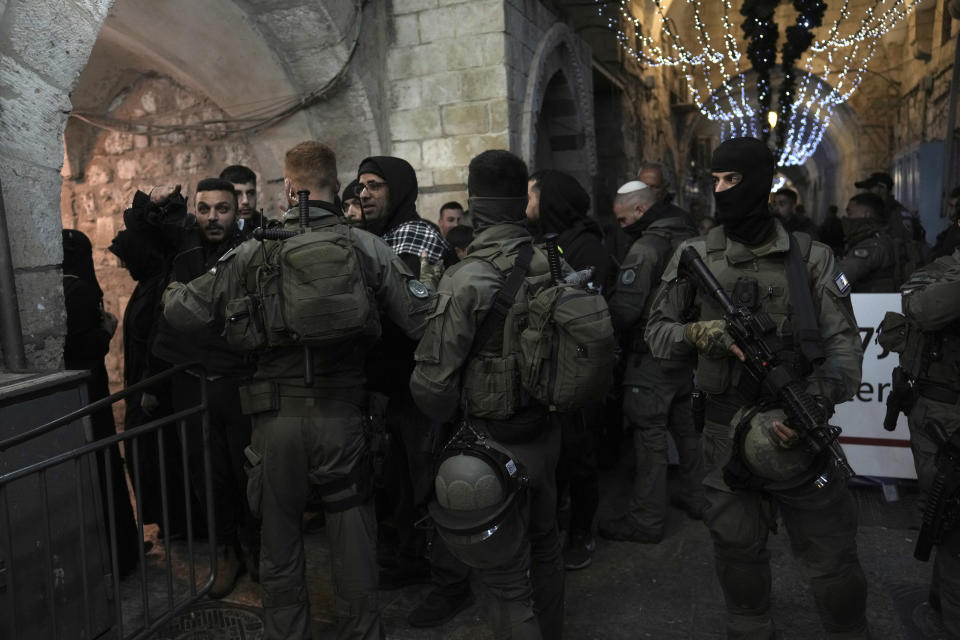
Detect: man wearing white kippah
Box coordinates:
(599, 179, 706, 544)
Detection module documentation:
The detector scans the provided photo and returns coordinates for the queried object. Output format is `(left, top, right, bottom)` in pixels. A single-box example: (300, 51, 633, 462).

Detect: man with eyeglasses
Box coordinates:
(354, 157, 468, 622)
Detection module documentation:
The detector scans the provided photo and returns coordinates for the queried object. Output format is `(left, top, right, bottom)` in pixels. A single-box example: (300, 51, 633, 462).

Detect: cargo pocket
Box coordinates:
(243, 444, 264, 519)
(462, 354, 519, 419)
(223, 296, 267, 350)
(414, 294, 450, 365)
(238, 381, 278, 416)
(696, 355, 734, 395)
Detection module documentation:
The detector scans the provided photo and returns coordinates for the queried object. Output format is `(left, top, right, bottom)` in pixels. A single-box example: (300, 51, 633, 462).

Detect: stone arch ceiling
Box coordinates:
(88, 0, 380, 182)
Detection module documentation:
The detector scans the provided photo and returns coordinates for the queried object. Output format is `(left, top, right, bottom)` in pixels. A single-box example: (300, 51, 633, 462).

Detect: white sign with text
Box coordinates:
(833, 293, 917, 479)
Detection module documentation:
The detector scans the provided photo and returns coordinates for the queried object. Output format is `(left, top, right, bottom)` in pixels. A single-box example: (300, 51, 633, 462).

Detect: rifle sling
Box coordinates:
(468, 243, 534, 359)
(785, 234, 826, 367)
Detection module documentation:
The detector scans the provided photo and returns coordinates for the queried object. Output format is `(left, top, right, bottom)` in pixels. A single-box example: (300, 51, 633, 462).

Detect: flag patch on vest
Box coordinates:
(620, 268, 637, 285)
(834, 272, 851, 294)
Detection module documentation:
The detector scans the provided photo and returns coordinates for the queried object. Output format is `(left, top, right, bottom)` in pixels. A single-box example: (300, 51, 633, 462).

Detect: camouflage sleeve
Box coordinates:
(903, 261, 960, 331)
(356, 230, 435, 341)
(410, 264, 492, 422)
(608, 241, 658, 333)
(162, 243, 250, 332)
(643, 245, 698, 360)
(836, 238, 886, 287)
(805, 243, 863, 405)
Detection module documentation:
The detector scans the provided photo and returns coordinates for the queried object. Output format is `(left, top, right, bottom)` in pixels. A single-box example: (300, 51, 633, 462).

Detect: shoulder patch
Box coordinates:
(853, 248, 870, 259)
(620, 268, 637, 285)
(407, 279, 430, 299)
(834, 271, 851, 295)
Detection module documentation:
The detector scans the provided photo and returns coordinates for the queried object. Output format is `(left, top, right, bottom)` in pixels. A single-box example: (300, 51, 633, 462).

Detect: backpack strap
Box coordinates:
(786, 234, 826, 367)
(469, 244, 534, 358)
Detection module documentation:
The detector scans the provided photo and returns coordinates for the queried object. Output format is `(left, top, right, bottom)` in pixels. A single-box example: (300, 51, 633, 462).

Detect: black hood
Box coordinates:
(535, 170, 590, 235)
(358, 156, 419, 235)
(62, 229, 102, 298)
(711, 137, 776, 246)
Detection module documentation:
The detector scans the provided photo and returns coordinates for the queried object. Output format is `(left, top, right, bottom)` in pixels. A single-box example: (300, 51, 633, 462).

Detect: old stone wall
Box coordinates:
(60, 75, 260, 392)
(385, 0, 510, 222)
(0, 0, 116, 371)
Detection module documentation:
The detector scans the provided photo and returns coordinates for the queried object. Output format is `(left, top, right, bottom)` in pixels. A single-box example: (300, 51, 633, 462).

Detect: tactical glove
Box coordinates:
(684, 319, 735, 359)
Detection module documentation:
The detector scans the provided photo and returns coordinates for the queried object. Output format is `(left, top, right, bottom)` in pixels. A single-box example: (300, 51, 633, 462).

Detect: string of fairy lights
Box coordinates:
(596, 0, 922, 166)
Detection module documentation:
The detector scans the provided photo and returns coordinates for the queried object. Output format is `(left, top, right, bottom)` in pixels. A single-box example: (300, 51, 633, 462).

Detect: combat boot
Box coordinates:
(209, 544, 242, 599)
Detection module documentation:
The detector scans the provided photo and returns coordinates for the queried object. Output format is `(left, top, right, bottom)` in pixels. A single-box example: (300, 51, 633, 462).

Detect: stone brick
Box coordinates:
(17, 269, 66, 369)
(391, 0, 437, 14)
(386, 44, 445, 80)
(421, 72, 462, 105)
(441, 102, 490, 135)
(417, 7, 460, 43)
(0, 56, 72, 168)
(432, 167, 468, 185)
(0, 158, 64, 270)
(174, 148, 211, 172)
(460, 66, 508, 101)
(438, 0, 470, 6)
(454, 1, 506, 37)
(2, 0, 101, 90)
(103, 131, 135, 155)
(133, 135, 149, 149)
(422, 133, 508, 168)
(392, 141, 423, 170)
(390, 78, 422, 111)
(490, 99, 510, 132)
(394, 12, 420, 46)
(390, 107, 442, 141)
(86, 161, 113, 185)
(116, 158, 138, 180)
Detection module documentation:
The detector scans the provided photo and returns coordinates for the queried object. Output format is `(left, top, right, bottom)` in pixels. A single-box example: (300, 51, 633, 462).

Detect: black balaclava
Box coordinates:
(62, 229, 102, 298)
(534, 170, 590, 235)
(357, 156, 419, 236)
(711, 137, 777, 246)
(467, 151, 528, 233)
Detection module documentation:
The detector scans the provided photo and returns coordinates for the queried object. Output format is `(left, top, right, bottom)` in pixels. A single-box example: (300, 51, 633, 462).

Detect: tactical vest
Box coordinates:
(693, 227, 816, 401)
(879, 312, 960, 393)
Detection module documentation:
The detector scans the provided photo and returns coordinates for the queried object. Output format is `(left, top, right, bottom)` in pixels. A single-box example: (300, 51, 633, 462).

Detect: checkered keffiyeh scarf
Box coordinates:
(383, 220, 449, 264)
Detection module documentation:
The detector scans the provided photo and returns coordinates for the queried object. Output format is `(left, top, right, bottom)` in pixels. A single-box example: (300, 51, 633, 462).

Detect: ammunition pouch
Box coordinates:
(238, 380, 279, 415)
(691, 389, 706, 434)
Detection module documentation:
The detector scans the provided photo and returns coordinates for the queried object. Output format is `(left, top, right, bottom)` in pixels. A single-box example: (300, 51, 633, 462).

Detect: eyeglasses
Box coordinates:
(357, 180, 387, 194)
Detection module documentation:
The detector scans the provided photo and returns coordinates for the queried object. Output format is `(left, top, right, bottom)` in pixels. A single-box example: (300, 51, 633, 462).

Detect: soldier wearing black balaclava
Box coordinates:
(646, 137, 869, 639)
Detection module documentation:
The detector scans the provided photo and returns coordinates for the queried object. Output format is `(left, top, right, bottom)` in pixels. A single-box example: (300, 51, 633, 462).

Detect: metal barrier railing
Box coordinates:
(0, 362, 217, 640)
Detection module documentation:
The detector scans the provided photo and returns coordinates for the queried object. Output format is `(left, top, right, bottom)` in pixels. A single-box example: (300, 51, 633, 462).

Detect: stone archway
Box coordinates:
(521, 23, 598, 194)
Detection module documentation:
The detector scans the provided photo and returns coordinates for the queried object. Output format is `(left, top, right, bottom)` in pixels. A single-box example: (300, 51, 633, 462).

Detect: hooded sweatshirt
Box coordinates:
(357, 156, 448, 274)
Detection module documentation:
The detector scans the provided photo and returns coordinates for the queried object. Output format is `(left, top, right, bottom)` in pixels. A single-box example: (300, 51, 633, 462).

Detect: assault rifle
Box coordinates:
(915, 426, 960, 561)
(678, 246, 855, 482)
(254, 190, 314, 385)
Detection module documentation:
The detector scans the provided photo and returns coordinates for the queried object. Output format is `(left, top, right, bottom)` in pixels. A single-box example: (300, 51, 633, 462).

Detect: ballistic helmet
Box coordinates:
(428, 430, 527, 569)
(732, 407, 826, 491)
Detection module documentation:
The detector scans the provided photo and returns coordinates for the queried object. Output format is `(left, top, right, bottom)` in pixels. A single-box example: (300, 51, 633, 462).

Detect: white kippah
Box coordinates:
(617, 180, 649, 194)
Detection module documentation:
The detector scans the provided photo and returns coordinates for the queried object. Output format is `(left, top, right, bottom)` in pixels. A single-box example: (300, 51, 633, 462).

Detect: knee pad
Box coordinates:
(715, 556, 771, 616)
(810, 567, 868, 632)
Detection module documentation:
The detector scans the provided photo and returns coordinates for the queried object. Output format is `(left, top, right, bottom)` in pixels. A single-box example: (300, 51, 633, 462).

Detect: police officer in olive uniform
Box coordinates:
(898, 249, 960, 637)
(645, 137, 869, 639)
(599, 180, 705, 543)
(410, 150, 564, 640)
(163, 141, 434, 640)
(837, 192, 902, 293)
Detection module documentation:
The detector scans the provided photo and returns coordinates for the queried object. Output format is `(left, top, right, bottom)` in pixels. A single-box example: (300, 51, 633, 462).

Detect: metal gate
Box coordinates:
(0, 363, 217, 639)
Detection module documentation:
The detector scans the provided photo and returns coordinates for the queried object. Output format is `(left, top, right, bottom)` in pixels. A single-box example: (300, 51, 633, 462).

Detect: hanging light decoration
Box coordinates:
(596, 0, 922, 166)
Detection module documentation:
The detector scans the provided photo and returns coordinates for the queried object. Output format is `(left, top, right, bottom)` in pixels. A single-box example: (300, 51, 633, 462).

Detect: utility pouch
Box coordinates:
(877, 311, 909, 355)
(364, 392, 390, 488)
(691, 389, 706, 434)
(223, 295, 267, 350)
(238, 380, 279, 415)
(243, 444, 264, 519)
